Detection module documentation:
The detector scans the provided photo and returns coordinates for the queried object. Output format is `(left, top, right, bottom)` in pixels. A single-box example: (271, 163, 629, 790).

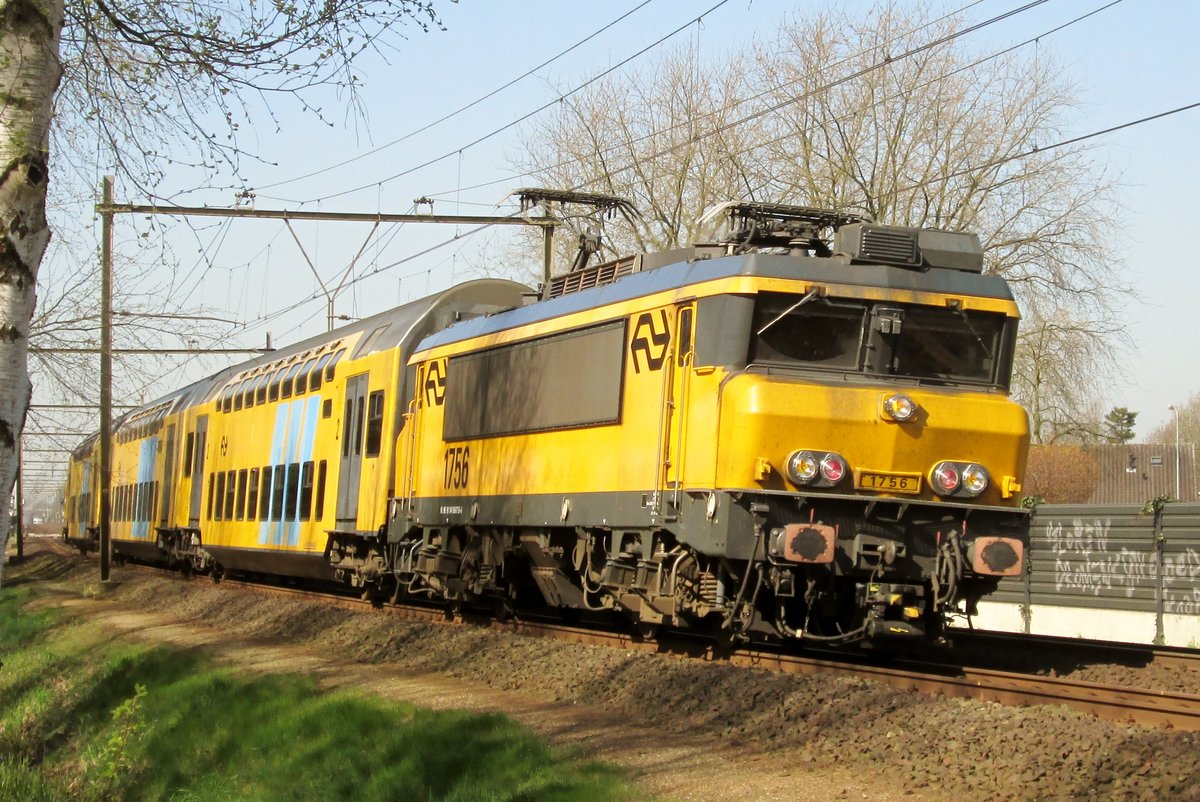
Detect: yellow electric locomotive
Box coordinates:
(376, 204, 1029, 644)
(65, 202, 1029, 646)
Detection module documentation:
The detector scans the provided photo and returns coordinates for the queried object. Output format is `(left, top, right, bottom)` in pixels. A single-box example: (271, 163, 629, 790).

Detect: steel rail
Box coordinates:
(56, 544, 1200, 732)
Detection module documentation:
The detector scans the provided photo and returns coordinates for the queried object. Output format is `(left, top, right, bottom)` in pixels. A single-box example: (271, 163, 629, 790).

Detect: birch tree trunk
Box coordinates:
(0, 0, 62, 585)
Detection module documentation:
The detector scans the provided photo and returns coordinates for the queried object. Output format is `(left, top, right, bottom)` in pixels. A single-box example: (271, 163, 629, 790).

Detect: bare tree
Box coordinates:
(515, 2, 1126, 441)
(1146, 391, 1200, 447)
(515, 43, 759, 268)
(1011, 309, 1123, 444)
(0, 0, 443, 583)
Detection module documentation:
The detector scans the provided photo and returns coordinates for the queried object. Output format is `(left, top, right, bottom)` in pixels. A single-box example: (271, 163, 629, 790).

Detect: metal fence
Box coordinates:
(974, 503, 1200, 647)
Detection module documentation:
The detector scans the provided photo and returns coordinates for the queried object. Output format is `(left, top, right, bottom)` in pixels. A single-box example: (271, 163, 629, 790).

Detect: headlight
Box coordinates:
(787, 450, 849, 488)
(787, 451, 819, 484)
(882, 393, 917, 422)
(961, 464, 989, 496)
(930, 461, 990, 498)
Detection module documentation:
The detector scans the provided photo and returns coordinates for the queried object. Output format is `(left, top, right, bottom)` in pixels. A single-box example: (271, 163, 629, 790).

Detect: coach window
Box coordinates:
(294, 357, 318, 395)
(283, 463, 299, 521)
(271, 466, 286, 522)
(342, 398, 354, 458)
(354, 394, 366, 457)
(220, 385, 236, 413)
(268, 368, 286, 402)
(224, 470, 236, 520)
(365, 390, 385, 457)
(151, 482, 159, 525)
(241, 375, 260, 409)
(183, 432, 195, 477)
(256, 371, 274, 405)
(214, 473, 225, 521)
(236, 469, 248, 520)
(247, 467, 260, 520)
(299, 462, 314, 521)
(309, 352, 333, 392)
(259, 467, 273, 521)
(324, 349, 345, 383)
(281, 361, 304, 399)
(233, 378, 250, 411)
(314, 461, 327, 520)
(207, 474, 215, 520)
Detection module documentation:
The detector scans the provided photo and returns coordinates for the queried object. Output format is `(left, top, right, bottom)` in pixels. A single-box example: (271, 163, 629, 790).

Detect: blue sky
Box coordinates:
(89, 0, 1200, 439)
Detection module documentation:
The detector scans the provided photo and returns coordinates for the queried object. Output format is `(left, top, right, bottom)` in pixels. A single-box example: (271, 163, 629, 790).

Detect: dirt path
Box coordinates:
(21, 555, 926, 802)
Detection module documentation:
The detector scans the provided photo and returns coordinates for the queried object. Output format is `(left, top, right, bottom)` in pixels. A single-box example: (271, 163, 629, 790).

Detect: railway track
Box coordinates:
(159, 564, 1200, 732)
(44, 539, 1200, 732)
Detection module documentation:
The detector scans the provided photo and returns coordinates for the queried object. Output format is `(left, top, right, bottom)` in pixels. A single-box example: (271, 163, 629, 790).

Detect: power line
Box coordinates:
(541, 0, 1121, 206)
(421, 0, 1029, 201)
(890, 100, 1200, 197)
(308, 0, 735, 203)
(256, 0, 661, 192)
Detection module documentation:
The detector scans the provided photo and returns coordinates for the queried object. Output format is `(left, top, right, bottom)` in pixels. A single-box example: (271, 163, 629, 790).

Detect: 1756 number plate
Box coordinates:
(857, 471, 922, 494)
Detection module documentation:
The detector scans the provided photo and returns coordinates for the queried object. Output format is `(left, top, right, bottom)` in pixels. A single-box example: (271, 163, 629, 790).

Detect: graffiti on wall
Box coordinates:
(1049, 519, 1150, 597)
(1045, 517, 1200, 613)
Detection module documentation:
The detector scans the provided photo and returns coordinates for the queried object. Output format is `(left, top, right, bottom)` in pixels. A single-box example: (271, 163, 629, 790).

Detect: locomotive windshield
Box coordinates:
(750, 292, 1011, 387)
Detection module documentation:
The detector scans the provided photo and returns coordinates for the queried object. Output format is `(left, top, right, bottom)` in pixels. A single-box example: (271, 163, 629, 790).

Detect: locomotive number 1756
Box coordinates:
(444, 446, 470, 490)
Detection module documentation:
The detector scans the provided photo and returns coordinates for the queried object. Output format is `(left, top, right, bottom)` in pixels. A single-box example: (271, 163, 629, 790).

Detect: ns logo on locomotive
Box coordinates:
(64, 202, 1029, 647)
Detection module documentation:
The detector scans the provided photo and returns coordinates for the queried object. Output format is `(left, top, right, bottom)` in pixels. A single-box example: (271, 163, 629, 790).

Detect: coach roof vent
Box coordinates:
(835, 223, 984, 273)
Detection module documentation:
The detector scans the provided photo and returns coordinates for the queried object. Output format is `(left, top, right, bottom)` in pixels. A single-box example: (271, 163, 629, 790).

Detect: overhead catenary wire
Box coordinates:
(255, 0, 662, 192)
(85, 0, 1024, 371)
(424, 0, 1066, 202)
(304, 0, 736, 204)
(77, 0, 1178, 423)
(563, 0, 1128, 199)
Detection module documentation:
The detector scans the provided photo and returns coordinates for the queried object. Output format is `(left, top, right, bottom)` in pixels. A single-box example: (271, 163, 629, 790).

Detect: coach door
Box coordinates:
(336, 373, 368, 529)
(188, 416, 208, 529)
(160, 423, 176, 528)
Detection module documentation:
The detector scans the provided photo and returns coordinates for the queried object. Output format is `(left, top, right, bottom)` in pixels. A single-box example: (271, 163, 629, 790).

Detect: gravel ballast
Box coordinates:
(15, 547, 1200, 801)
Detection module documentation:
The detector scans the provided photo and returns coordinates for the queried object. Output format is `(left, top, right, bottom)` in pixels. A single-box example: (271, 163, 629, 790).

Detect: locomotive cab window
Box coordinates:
(891, 306, 1006, 384)
(749, 292, 1013, 388)
(751, 294, 864, 369)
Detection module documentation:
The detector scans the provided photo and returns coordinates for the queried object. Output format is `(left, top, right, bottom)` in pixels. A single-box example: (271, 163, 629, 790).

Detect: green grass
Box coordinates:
(0, 585, 637, 802)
